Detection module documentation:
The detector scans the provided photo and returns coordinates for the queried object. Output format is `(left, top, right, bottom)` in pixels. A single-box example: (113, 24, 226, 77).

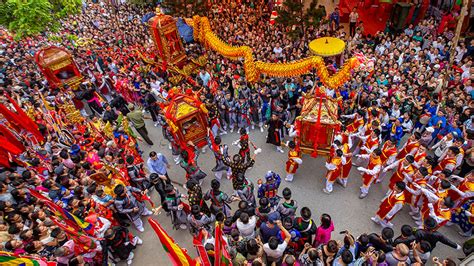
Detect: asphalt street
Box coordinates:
(124, 119, 466, 265)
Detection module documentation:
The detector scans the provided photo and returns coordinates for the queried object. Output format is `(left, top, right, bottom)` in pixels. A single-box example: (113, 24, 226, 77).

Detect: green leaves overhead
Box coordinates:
(0, 0, 82, 39)
(276, 0, 325, 39)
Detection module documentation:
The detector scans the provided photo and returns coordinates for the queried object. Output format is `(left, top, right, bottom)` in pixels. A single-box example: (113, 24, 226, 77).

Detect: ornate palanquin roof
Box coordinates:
(164, 94, 199, 120)
(297, 91, 339, 125)
(35, 46, 72, 67)
(148, 8, 176, 28)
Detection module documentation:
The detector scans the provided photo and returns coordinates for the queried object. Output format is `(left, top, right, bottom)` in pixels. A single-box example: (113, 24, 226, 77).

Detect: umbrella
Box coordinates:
(177, 18, 194, 43)
(141, 12, 156, 23)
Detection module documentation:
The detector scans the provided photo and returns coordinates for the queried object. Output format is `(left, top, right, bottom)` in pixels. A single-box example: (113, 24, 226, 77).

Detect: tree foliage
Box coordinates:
(275, 0, 305, 29)
(276, 0, 324, 39)
(51, 0, 82, 17)
(0, 0, 82, 39)
(305, 0, 326, 27)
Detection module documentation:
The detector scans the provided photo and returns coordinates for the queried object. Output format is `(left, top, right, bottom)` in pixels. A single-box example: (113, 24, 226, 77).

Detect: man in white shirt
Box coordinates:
(431, 132, 455, 159)
(199, 69, 211, 87)
(273, 43, 283, 58)
(375, 43, 386, 55)
(150, 76, 161, 91)
(404, 24, 414, 36)
(263, 220, 291, 263)
(455, 43, 467, 63)
(149, 77, 167, 100)
(349, 8, 359, 37)
(303, 75, 313, 88)
(236, 213, 257, 239)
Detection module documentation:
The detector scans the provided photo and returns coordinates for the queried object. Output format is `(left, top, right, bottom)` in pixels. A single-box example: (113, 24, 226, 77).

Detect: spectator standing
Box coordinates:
(329, 7, 340, 31)
(263, 220, 291, 263)
(126, 103, 154, 145)
(349, 8, 359, 37)
(147, 151, 170, 178)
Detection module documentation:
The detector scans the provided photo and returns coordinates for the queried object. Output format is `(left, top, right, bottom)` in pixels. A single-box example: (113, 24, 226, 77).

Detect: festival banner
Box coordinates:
(0, 251, 57, 266)
(148, 217, 197, 266)
(50, 216, 97, 254)
(214, 222, 232, 266)
(192, 230, 212, 266)
(28, 189, 94, 235)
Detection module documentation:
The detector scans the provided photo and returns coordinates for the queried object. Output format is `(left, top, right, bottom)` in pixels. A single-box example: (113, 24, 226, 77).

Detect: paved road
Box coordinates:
(124, 119, 466, 265)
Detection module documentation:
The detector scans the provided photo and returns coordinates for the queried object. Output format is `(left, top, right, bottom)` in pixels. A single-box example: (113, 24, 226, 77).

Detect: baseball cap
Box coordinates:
(267, 212, 281, 224)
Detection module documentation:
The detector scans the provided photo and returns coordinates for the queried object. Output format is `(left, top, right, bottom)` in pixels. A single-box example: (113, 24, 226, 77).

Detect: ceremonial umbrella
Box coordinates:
(309, 37, 346, 57)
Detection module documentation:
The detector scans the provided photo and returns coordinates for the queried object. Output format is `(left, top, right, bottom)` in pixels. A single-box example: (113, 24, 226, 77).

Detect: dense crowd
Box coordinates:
(0, 0, 473, 265)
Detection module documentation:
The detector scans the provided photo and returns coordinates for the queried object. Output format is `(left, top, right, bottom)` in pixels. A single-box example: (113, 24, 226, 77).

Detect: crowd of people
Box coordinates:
(0, 0, 473, 265)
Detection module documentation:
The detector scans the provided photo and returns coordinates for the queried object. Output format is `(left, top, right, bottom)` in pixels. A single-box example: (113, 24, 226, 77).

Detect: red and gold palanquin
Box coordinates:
(163, 94, 208, 148)
(296, 90, 340, 157)
(148, 9, 187, 68)
(34, 46, 83, 89)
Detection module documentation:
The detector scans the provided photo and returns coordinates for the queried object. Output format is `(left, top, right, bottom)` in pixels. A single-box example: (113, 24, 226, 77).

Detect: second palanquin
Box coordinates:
(162, 94, 208, 148)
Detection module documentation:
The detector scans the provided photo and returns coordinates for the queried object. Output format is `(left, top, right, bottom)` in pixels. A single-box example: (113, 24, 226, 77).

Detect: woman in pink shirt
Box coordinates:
(313, 213, 334, 248)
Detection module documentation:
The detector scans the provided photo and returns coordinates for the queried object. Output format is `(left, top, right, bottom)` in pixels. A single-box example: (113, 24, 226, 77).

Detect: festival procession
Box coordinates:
(0, 0, 473, 265)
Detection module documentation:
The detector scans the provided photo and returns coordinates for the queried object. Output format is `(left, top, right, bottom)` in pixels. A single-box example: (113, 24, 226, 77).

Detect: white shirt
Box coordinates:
(376, 45, 386, 55)
(273, 47, 283, 55)
(236, 216, 257, 238)
(401, 119, 413, 132)
(462, 70, 471, 79)
(326, 88, 335, 98)
(390, 109, 401, 119)
(263, 241, 288, 259)
(150, 80, 161, 91)
(455, 47, 466, 63)
(432, 137, 453, 157)
(349, 12, 359, 23)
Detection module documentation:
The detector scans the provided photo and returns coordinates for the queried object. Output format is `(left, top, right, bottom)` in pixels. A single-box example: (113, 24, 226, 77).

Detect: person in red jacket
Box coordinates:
(371, 181, 407, 228)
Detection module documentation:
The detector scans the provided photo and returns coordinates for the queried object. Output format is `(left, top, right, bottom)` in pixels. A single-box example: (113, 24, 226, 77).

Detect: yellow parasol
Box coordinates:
(309, 37, 346, 57)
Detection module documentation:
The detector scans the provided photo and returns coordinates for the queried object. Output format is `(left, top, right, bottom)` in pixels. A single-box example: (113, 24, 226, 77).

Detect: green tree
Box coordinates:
(50, 0, 82, 17)
(276, 0, 323, 39)
(305, 0, 325, 27)
(3, 0, 55, 39)
(0, 0, 82, 39)
(0, 1, 16, 28)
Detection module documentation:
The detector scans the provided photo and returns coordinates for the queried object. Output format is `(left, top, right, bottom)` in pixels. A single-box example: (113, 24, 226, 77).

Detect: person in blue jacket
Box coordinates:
(440, 120, 463, 139)
(386, 118, 404, 145)
(424, 100, 438, 117)
(428, 109, 447, 145)
(329, 7, 340, 31)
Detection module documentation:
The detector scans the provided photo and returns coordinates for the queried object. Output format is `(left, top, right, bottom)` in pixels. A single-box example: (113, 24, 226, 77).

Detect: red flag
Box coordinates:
(0, 151, 11, 168)
(193, 230, 212, 266)
(50, 216, 97, 255)
(214, 222, 232, 266)
(148, 218, 196, 266)
(0, 124, 25, 151)
(1, 94, 44, 142)
(28, 189, 95, 235)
